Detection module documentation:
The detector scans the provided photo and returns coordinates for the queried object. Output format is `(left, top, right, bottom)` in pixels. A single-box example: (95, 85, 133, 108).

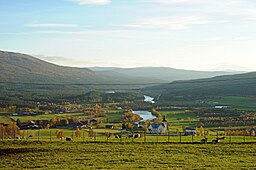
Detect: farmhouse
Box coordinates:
(148, 123, 167, 134)
(148, 116, 168, 134)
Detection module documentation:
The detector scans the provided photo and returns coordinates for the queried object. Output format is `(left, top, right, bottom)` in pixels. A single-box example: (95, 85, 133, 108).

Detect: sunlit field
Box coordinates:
(0, 141, 255, 169)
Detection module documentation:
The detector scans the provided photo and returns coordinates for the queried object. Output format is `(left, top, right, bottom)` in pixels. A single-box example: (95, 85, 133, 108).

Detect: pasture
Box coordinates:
(0, 141, 255, 169)
(3, 129, 256, 143)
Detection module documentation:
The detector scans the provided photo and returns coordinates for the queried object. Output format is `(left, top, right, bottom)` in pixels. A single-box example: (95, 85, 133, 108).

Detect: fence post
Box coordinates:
(14, 128, 16, 141)
(83, 131, 85, 142)
(192, 133, 194, 143)
(168, 132, 170, 143)
(106, 132, 109, 143)
(144, 132, 146, 142)
(38, 129, 40, 141)
(2, 128, 4, 141)
(243, 130, 246, 143)
(120, 133, 122, 143)
(179, 132, 182, 143)
(26, 130, 28, 141)
(94, 132, 96, 142)
(229, 130, 231, 144)
(156, 133, 158, 143)
(50, 130, 52, 142)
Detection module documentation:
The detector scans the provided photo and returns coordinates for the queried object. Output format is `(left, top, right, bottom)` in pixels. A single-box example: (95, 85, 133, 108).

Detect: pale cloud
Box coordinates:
(73, 0, 110, 5)
(206, 37, 224, 41)
(233, 37, 249, 41)
(189, 44, 208, 47)
(27, 24, 79, 28)
(117, 16, 213, 30)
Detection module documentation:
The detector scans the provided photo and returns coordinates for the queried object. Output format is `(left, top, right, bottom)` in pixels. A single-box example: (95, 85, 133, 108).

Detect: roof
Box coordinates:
(149, 123, 164, 129)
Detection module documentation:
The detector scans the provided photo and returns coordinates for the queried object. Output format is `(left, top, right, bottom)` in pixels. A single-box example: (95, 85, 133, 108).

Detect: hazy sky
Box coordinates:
(1, 0, 256, 71)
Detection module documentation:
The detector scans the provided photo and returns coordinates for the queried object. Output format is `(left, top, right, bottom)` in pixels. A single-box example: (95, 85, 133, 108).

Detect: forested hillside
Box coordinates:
(144, 72, 256, 101)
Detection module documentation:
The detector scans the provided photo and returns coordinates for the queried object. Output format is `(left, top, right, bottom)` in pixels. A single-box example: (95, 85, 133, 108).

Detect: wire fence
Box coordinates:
(1, 129, 255, 144)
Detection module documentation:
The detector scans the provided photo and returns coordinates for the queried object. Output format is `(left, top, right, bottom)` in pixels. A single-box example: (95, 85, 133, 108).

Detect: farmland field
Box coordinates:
(0, 142, 255, 169)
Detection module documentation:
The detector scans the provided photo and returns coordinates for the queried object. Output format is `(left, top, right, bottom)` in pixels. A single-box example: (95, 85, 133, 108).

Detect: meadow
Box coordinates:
(0, 141, 255, 169)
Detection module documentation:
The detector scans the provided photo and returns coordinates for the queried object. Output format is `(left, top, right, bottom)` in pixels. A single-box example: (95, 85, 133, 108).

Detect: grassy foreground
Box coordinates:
(0, 142, 256, 169)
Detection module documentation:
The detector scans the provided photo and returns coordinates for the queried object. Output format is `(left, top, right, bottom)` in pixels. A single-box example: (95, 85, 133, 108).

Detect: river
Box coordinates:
(133, 110, 156, 121)
(144, 95, 155, 104)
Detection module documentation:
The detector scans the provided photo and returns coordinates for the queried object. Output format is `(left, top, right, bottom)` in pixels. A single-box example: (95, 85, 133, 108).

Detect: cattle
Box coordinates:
(106, 133, 112, 138)
(212, 139, 220, 144)
(66, 137, 72, 142)
(115, 134, 122, 138)
(200, 138, 208, 143)
(134, 134, 140, 138)
(126, 134, 134, 139)
(218, 137, 225, 140)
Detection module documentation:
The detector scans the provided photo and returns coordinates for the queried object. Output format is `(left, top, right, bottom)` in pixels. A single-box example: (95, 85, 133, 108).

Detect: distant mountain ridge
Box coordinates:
(90, 66, 241, 83)
(0, 51, 150, 84)
(0, 51, 102, 84)
(0, 50, 239, 85)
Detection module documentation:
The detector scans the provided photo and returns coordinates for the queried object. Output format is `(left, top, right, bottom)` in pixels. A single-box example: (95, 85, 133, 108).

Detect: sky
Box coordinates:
(1, 0, 256, 71)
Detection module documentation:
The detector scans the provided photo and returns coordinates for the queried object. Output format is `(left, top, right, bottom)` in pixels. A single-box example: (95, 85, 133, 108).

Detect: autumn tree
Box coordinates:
(75, 128, 81, 137)
(251, 129, 255, 136)
(151, 108, 163, 122)
(143, 120, 151, 132)
(5, 123, 20, 138)
(199, 126, 204, 136)
(122, 109, 142, 130)
(0, 124, 5, 138)
(56, 130, 64, 139)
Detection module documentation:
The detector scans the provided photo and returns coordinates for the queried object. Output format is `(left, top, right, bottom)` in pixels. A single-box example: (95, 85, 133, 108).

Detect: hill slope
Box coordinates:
(144, 72, 256, 100)
(90, 66, 239, 83)
(0, 51, 111, 84)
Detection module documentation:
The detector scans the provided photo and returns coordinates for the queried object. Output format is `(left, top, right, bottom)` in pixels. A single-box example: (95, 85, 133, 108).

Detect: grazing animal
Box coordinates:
(126, 134, 134, 139)
(200, 138, 208, 143)
(134, 134, 140, 138)
(115, 134, 122, 138)
(212, 139, 220, 144)
(66, 137, 72, 141)
(106, 133, 112, 138)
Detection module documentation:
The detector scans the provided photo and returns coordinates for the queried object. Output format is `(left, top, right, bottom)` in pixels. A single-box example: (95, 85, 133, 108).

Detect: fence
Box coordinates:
(1, 129, 256, 144)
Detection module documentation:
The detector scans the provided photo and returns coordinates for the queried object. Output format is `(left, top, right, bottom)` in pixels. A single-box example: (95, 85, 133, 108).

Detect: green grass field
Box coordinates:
(210, 96, 256, 109)
(6, 129, 256, 144)
(0, 142, 255, 169)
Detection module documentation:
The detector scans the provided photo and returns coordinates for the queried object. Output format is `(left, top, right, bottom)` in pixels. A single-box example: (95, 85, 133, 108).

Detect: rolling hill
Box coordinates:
(144, 71, 256, 101)
(0, 50, 252, 106)
(0, 51, 110, 84)
(90, 66, 239, 83)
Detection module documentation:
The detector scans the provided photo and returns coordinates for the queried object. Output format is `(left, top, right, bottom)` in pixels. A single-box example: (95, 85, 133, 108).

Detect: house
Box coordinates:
(148, 123, 167, 134)
(148, 116, 169, 134)
(21, 112, 30, 116)
(11, 113, 19, 116)
(184, 127, 196, 136)
(20, 121, 40, 130)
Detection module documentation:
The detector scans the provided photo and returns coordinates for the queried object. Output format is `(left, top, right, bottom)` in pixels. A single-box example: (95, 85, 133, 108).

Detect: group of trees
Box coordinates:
(224, 129, 255, 136)
(0, 123, 20, 139)
(122, 109, 142, 130)
(151, 108, 163, 122)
